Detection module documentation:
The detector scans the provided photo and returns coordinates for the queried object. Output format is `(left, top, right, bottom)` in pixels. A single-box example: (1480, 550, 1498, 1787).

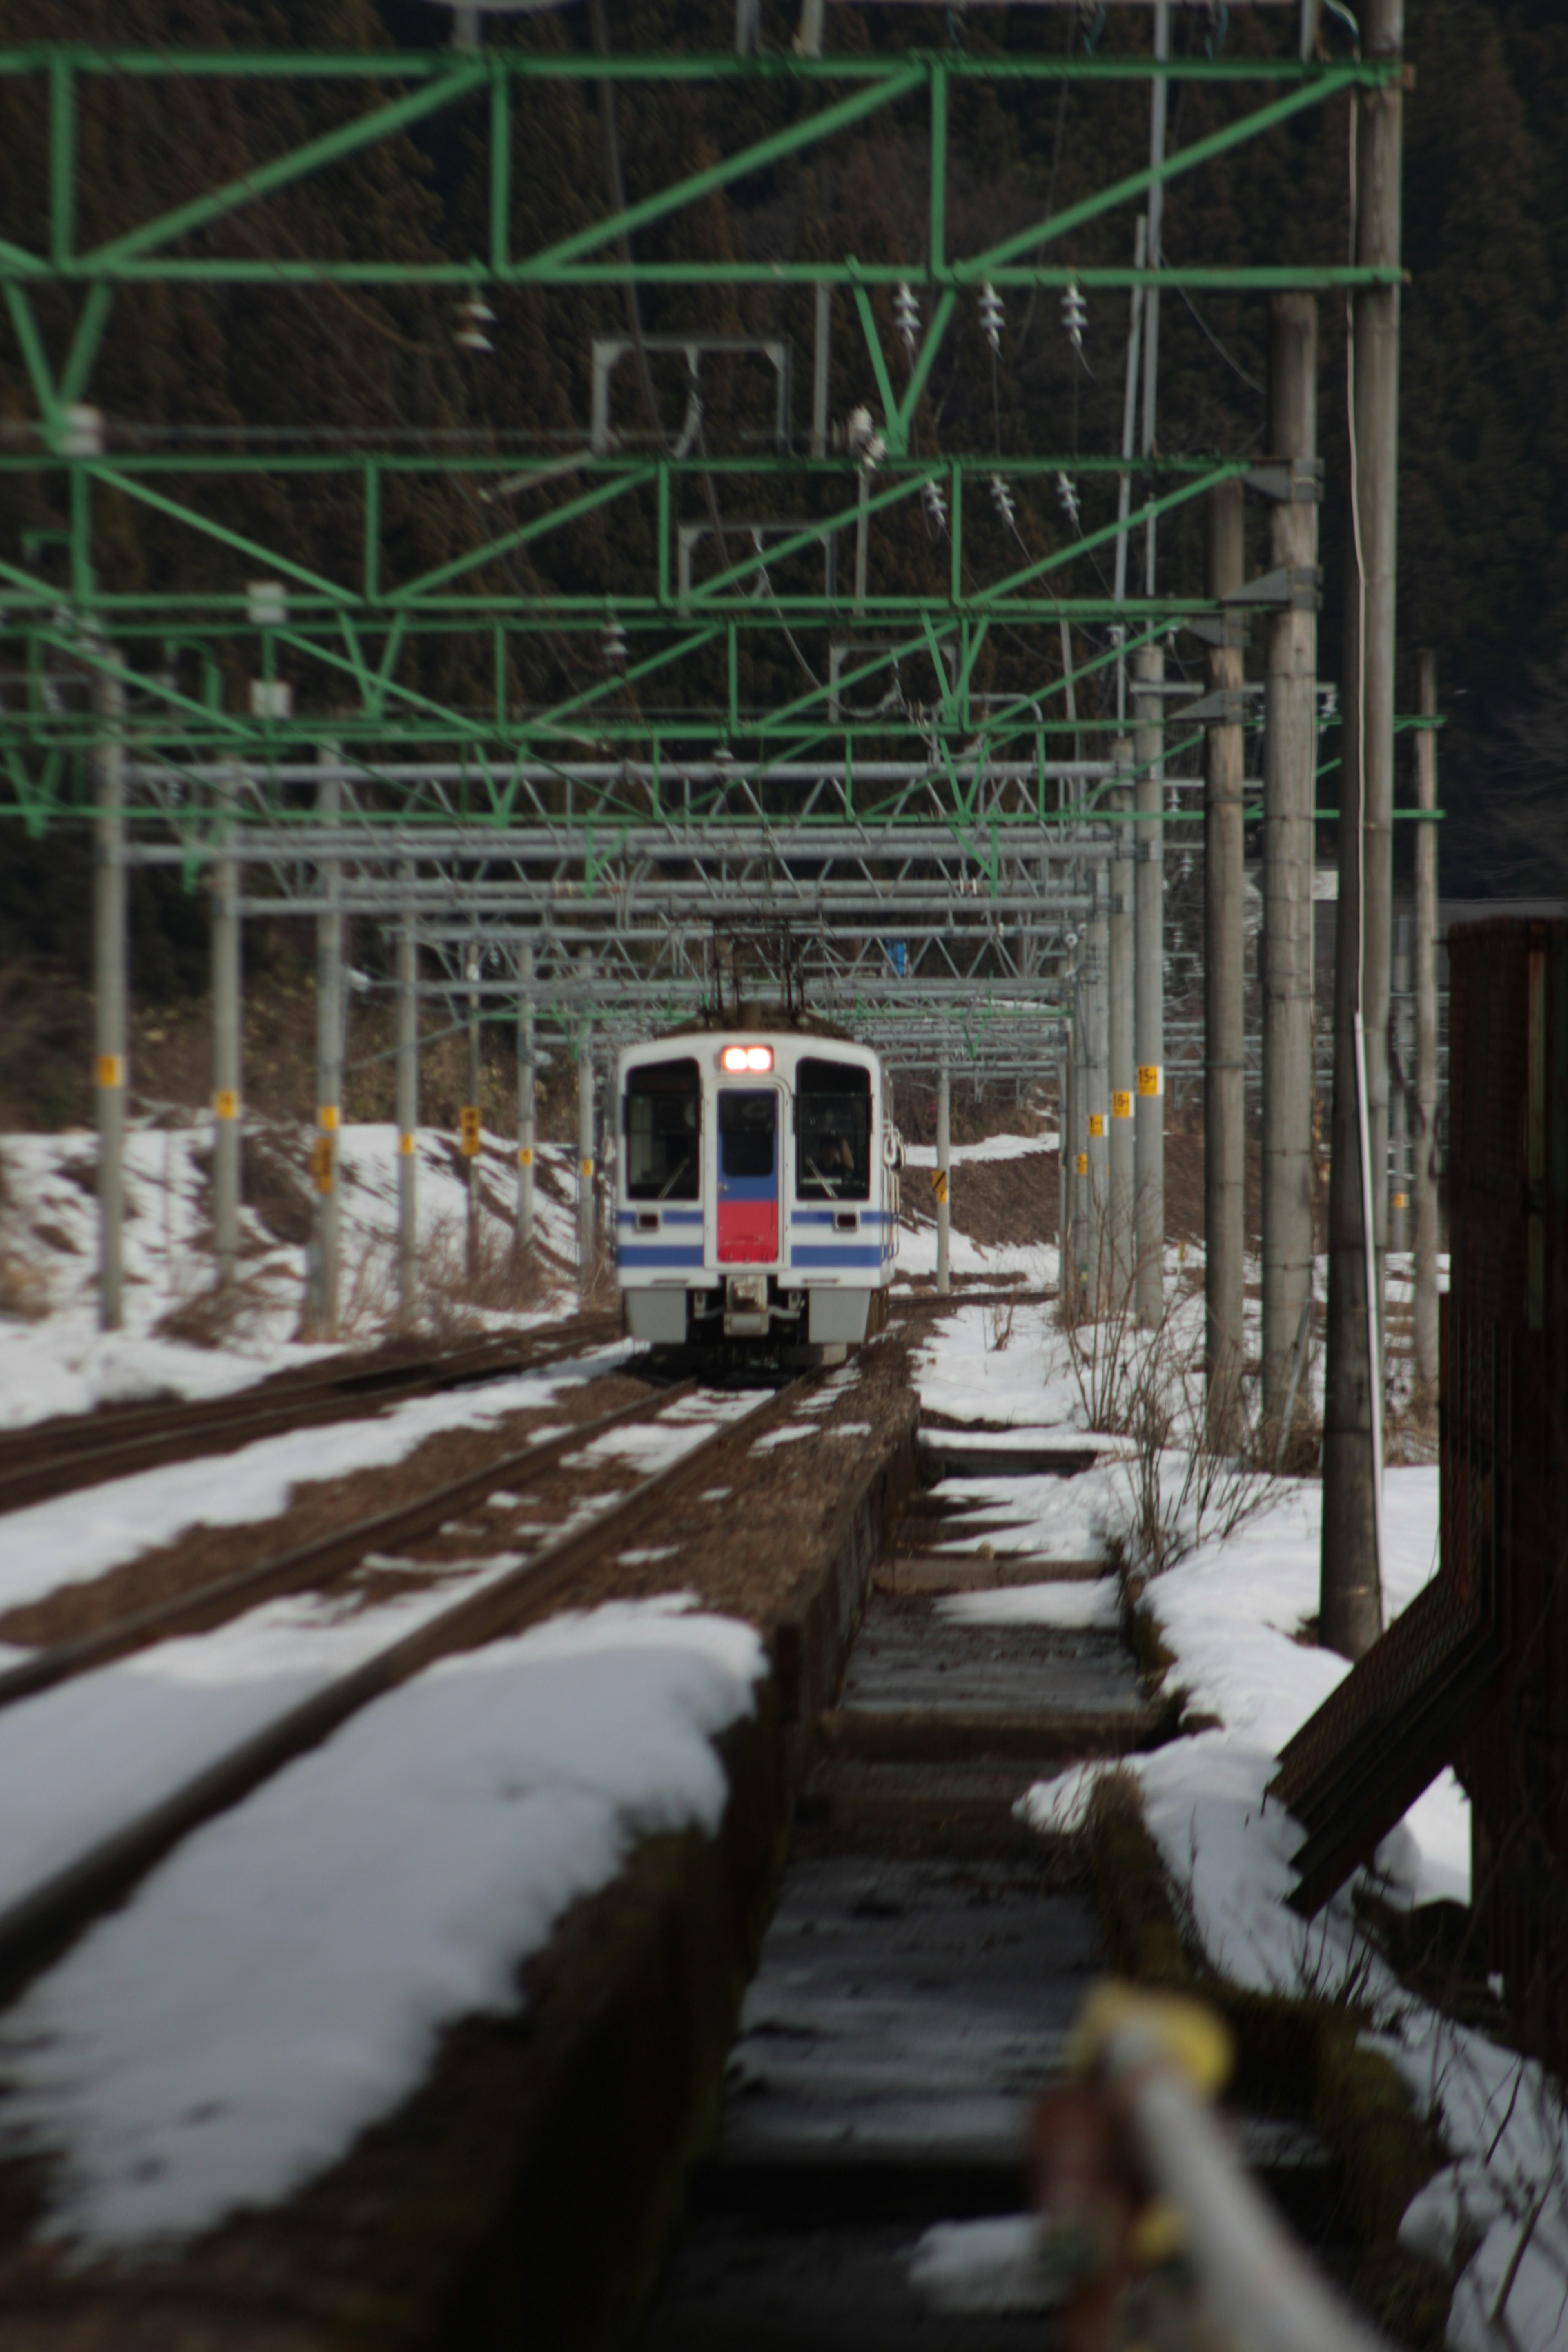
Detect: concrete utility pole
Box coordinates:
(1261, 294, 1320, 1452)
(1140, 0, 1170, 600)
(577, 954, 596, 1292)
(1133, 642, 1166, 1327)
(936, 1057, 951, 1297)
(465, 935, 481, 1283)
(396, 862, 418, 1325)
(1085, 868, 1110, 1313)
(310, 758, 342, 1341)
(1071, 943, 1092, 1314)
(1057, 1045, 1072, 1310)
(516, 941, 536, 1257)
(93, 663, 127, 1334)
(210, 768, 242, 1290)
(1389, 913, 1412, 1252)
(1412, 649, 1440, 1404)
(1109, 737, 1136, 1300)
(1321, 0, 1402, 1662)
(1205, 480, 1246, 1444)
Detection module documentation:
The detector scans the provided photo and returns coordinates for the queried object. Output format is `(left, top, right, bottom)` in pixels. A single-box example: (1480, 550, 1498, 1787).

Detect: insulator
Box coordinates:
(922, 477, 949, 534)
(1056, 470, 1082, 530)
(989, 472, 1016, 531)
(454, 293, 495, 354)
(1061, 281, 1088, 355)
(603, 617, 628, 668)
(893, 281, 921, 361)
(977, 282, 1005, 355)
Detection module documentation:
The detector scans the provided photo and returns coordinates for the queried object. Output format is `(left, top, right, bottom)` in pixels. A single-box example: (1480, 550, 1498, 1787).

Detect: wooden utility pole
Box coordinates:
(1261, 296, 1319, 1459)
(1204, 480, 1246, 1444)
(1321, 0, 1402, 1661)
(1412, 649, 1440, 1407)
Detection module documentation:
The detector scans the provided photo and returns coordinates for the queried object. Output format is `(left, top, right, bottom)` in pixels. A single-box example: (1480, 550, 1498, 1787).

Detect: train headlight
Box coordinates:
(722, 1045, 774, 1072)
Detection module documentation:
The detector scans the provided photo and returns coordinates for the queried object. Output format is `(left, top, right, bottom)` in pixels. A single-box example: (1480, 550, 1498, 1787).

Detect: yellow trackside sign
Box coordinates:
(930, 1168, 948, 1205)
(1112, 1090, 1133, 1119)
(1137, 1064, 1164, 1098)
(459, 1105, 482, 1157)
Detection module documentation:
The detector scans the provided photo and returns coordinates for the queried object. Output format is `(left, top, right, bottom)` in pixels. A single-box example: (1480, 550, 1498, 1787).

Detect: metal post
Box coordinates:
(1389, 914, 1412, 1253)
(310, 757, 341, 1341)
(465, 933, 481, 1283)
(811, 282, 831, 459)
(577, 953, 595, 1291)
(1261, 293, 1319, 1449)
(795, 0, 825, 57)
(1109, 735, 1136, 1301)
(1140, 1, 1170, 599)
(1321, 0, 1402, 1662)
(1412, 648, 1440, 1404)
(1205, 480, 1246, 1444)
(516, 940, 536, 1256)
(1072, 943, 1092, 1315)
(396, 861, 418, 1324)
(854, 470, 869, 611)
(1086, 867, 1110, 1314)
(93, 663, 127, 1334)
(1057, 1046, 1072, 1309)
(936, 1057, 951, 1297)
(1134, 642, 1166, 1327)
(1113, 217, 1149, 722)
(211, 766, 242, 1290)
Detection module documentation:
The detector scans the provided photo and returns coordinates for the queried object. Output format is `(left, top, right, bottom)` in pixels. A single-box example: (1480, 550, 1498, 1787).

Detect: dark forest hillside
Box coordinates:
(0, 0, 1564, 1052)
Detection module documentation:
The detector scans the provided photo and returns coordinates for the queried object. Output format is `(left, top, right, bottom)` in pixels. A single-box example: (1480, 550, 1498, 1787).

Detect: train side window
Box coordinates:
(625, 1058, 701, 1200)
(718, 1088, 776, 1179)
(795, 1058, 871, 1201)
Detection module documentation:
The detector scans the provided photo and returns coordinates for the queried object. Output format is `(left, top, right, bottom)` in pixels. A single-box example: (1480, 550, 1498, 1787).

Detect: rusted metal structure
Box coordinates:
(1275, 918, 1568, 2056)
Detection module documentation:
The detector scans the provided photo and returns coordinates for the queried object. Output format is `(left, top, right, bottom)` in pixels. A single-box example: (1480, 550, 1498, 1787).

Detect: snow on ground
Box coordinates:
(902, 1132, 1057, 1169)
(0, 1345, 633, 1622)
(903, 1296, 1086, 1428)
(896, 1292, 1556, 2352)
(0, 1120, 582, 1431)
(0, 1392, 760, 1931)
(0, 1597, 765, 2250)
(937, 1578, 1121, 1632)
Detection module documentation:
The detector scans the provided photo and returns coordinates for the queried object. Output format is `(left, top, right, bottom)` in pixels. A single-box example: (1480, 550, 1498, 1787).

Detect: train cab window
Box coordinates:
(795, 1058, 871, 1200)
(625, 1058, 701, 1200)
(718, 1088, 776, 1178)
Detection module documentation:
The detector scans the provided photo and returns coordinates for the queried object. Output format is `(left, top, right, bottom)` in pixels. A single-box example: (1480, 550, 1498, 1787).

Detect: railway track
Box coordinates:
(0, 1308, 625, 1515)
(0, 1365, 817, 2007)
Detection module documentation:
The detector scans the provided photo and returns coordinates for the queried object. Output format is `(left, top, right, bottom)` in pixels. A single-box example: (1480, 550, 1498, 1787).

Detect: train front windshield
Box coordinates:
(795, 1058, 871, 1200)
(625, 1058, 701, 1200)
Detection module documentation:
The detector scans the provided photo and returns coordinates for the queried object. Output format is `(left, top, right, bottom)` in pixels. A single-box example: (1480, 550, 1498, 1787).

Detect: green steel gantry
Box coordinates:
(0, 34, 1394, 833)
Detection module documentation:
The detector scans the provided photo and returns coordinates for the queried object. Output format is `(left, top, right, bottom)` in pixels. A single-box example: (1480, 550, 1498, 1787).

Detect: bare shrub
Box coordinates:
(0, 1250, 51, 1323)
(1065, 1239, 1279, 1579)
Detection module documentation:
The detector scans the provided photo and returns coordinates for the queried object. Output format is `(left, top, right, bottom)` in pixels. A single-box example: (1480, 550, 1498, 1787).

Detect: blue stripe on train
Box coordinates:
(791, 1208, 891, 1227)
(615, 1207, 704, 1228)
(616, 1245, 706, 1268)
(789, 1245, 886, 1269)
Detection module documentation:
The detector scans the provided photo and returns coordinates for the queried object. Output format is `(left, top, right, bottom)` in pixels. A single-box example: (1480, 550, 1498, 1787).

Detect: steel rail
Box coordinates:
(0, 1368, 817, 2002)
(0, 1315, 623, 1515)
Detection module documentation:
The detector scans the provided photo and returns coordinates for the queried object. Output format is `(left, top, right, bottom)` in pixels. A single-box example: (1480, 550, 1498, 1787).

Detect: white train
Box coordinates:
(614, 1025, 902, 1359)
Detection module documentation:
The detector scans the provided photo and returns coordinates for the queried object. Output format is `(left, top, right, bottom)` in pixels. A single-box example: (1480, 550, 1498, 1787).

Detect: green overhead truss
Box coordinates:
(0, 36, 1397, 833)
